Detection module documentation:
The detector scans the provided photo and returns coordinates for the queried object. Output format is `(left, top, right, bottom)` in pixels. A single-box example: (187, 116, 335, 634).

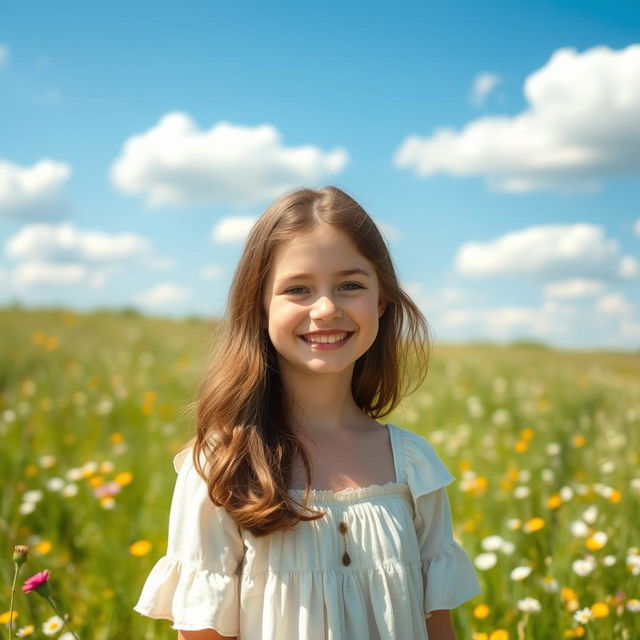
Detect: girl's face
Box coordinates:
(262, 224, 386, 379)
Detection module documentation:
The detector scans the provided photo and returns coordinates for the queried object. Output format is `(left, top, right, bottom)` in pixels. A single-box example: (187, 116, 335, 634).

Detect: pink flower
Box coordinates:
(22, 569, 52, 596)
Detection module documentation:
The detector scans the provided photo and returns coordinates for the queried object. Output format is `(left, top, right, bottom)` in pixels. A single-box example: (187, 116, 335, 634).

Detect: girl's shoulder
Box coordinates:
(387, 423, 456, 497)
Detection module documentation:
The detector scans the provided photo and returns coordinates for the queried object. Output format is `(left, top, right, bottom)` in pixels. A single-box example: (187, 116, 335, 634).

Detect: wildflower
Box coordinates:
(0, 610, 19, 624)
(19, 503, 36, 515)
(481, 535, 505, 551)
(16, 624, 34, 637)
(61, 484, 78, 498)
(585, 531, 607, 551)
(523, 517, 545, 533)
(39, 455, 56, 468)
(514, 486, 530, 499)
(560, 486, 574, 501)
(590, 602, 609, 618)
(22, 491, 43, 504)
(13, 545, 29, 567)
(474, 553, 497, 570)
(510, 566, 532, 581)
(93, 481, 121, 499)
(22, 570, 52, 596)
(582, 506, 598, 524)
(34, 541, 52, 555)
(539, 576, 559, 592)
(546, 442, 561, 455)
(45, 478, 65, 492)
(129, 540, 153, 557)
(489, 631, 509, 640)
(114, 471, 133, 486)
(570, 521, 589, 537)
(626, 599, 640, 612)
(517, 597, 541, 613)
(572, 557, 596, 576)
(500, 541, 515, 555)
(626, 551, 640, 575)
(506, 518, 521, 531)
(547, 494, 562, 509)
(573, 608, 592, 624)
(473, 604, 490, 619)
(42, 615, 63, 636)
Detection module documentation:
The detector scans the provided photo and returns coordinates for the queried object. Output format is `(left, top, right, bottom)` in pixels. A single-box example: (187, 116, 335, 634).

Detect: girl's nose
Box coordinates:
(310, 295, 342, 320)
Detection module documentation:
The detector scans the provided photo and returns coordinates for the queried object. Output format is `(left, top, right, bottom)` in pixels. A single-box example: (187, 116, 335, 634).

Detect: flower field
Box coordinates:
(0, 307, 638, 639)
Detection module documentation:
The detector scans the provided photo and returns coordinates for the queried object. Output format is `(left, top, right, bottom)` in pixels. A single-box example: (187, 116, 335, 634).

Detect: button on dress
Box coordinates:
(133, 423, 481, 639)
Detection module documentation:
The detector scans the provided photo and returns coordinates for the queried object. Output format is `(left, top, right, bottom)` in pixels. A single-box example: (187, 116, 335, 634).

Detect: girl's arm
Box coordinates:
(177, 630, 237, 640)
(426, 609, 456, 640)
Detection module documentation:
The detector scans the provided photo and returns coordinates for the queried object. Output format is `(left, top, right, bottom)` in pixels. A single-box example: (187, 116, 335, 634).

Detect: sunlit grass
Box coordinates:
(1, 307, 638, 639)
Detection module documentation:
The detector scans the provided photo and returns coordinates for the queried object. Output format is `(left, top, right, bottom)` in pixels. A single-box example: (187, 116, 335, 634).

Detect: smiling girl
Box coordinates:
(134, 186, 481, 639)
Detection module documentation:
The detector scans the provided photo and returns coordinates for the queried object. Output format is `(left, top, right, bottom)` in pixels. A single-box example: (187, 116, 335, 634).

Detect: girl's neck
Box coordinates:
(280, 365, 365, 435)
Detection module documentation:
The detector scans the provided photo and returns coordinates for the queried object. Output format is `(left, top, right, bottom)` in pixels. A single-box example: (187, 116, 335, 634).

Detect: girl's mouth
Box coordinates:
(299, 332, 355, 350)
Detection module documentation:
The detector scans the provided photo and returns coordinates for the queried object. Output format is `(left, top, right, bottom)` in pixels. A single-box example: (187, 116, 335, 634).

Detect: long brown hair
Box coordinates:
(192, 186, 430, 536)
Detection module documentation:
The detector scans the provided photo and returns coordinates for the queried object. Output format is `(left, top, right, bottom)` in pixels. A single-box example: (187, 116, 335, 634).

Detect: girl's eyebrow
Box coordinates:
(277, 268, 371, 284)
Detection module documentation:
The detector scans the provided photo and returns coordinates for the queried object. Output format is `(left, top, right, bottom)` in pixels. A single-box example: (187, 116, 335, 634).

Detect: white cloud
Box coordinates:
(455, 223, 636, 281)
(438, 299, 578, 339)
(12, 262, 88, 287)
(470, 72, 501, 106)
(375, 219, 399, 244)
(134, 282, 192, 307)
(5, 222, 156, 263)
(634, 218, 640, 236)
(200, 264, 223, 279)
(543, 279, 605, 299)
(595, 293, 633, 315)
(0, 43, 8, 68)
(395, 44, 640, 193)
(212, 216, 257, 244)
(4, 223, 172, 290)
(110, 113, 348, 207)
(0, 159, 71, 218)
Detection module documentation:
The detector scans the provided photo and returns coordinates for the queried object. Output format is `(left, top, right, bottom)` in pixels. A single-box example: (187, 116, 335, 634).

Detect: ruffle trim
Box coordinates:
(133, 555, 239, 635)
(287, 481, 411, 503)
(403, 429, 455, 499)
(421, 540, 481, 618)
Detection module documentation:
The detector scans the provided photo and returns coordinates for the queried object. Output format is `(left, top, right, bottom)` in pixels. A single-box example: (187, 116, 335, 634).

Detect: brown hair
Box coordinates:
(191, 186, 430, 536)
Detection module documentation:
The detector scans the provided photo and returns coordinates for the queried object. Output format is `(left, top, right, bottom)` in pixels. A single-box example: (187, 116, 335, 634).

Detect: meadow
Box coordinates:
(0, 307, 638, 639)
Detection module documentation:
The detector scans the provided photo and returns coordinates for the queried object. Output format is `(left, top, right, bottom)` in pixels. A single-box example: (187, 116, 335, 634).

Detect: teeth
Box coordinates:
(305, 332, 348, 344)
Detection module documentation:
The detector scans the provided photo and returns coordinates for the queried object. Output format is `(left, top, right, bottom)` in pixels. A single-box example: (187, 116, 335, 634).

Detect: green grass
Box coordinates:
(1, 307, 638, 639)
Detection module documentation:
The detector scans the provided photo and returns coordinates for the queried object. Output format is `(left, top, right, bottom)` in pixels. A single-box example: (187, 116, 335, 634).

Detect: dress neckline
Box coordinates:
(287, 423, 410, 502)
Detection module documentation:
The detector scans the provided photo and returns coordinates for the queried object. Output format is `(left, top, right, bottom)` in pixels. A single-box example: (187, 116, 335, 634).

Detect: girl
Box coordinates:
(134, 186, 481, 640)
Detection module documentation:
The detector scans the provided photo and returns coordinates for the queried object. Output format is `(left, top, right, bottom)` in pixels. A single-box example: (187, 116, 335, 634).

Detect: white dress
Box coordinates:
(133, 423, 481, 639)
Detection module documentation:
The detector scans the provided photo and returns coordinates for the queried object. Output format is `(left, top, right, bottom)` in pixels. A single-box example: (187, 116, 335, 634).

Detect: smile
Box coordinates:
(299, 332, 355, 348)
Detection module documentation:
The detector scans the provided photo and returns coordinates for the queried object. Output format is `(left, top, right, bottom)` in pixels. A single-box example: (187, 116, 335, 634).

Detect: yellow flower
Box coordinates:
(32, 331, 46, 345)
(562, 587, 578, 602)
(572, 434, 586, 448)
(25, 465, 38, 478)
(523, 517, 545, 533)
(473, 634, 489, 640)
(115, 471, 134, 486)
(591, 602, 609, 618)
(0, 611, 19, 624)
(490, 631, 510, 640)
(45, 336, 59, 351)
(89, 476, 103, 488)
(110, 432, 124, 444)
(521, 428, 535, 440)
(609, 489, 622, 503)
(141, 390, 156, 416)
(473, 604, 490, 619)
(586, 535, 606, 551)
(34, 540, 52, 555)
(16, 624, 34, 637)
(547, 494, 562, 509)
(515, 440, 528, 453)
(130, 540, 153, 557)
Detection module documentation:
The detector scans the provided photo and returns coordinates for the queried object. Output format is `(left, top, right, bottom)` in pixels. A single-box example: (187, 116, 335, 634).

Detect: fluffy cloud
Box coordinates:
(470, 72, 501, 106)
(543, 279, 605, 299)
(134, 282, 192, 307)
(0, 159, 71, 218)
(4, 222, 171, 289)
(212, 217, 258, 244)
(438, 300, 578, 339)
(634, 218, 640, 236)
(455, 223, 637, 281)
(395, 44, 640, 193)
(110, 113, 348, 207)
(595, 293, 633, 315)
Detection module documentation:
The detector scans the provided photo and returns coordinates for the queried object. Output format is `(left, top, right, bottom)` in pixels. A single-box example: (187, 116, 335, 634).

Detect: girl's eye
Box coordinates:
(284, 282, 363, 295)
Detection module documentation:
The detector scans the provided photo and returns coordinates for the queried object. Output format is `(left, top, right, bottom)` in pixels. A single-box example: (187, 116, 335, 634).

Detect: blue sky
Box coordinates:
(1, 1, 639, 348)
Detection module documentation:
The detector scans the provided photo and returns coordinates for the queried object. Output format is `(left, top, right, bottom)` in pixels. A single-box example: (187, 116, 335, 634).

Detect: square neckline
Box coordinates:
(287, 423, 410, 501)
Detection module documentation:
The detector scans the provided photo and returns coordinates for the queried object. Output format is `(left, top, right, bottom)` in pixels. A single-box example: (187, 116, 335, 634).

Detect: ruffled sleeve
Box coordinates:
(133, 446, 244, 635)
(403, 430, 481, 620)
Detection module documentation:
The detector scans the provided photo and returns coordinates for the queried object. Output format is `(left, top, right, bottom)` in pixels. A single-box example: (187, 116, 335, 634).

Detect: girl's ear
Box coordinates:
(378, 298, 387, 318)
